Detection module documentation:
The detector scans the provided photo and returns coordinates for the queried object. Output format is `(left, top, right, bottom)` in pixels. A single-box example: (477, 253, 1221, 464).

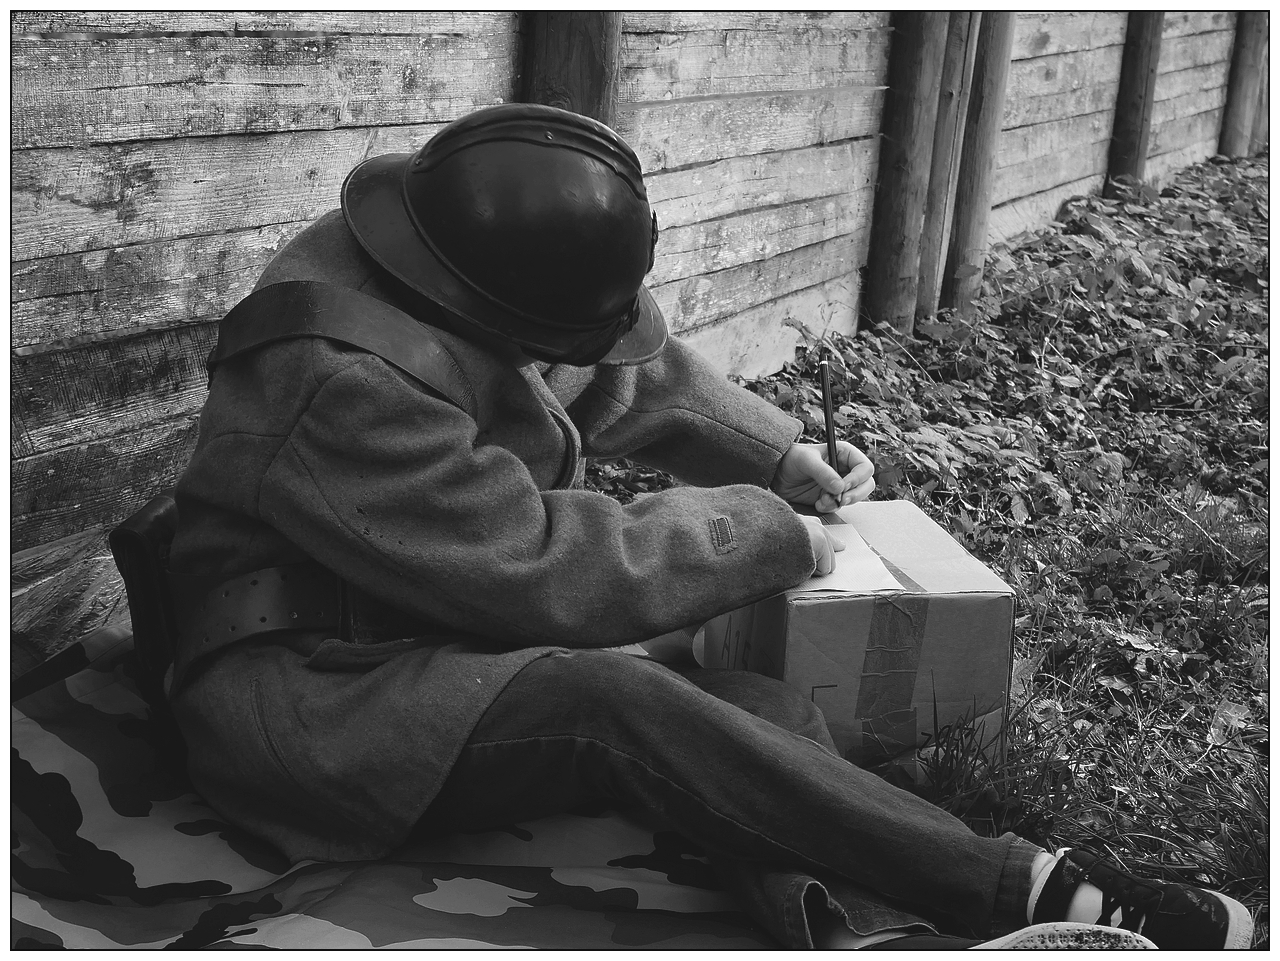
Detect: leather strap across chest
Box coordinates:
(208, 280, 476, 417)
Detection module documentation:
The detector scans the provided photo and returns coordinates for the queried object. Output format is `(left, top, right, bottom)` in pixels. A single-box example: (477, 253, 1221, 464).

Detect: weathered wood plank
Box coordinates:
(1011, 11, 1127, 61)
(11, 526, 129, 676)
(1158, 31, 1235, 75)
(11, 223, 297, 349)
(647, 139, 877, 229)
(619, 28, 889, 103)
(996, 110, 1113, 172)
(1219, 11, 1270, 157)
(1152, 87, 1229, 128)
(680, 275, 860, 380)
(1155, 62, 1234, 103)
(1003, 79, 1120, 130)
(11, 123, 443, 261)
(650, 187, 874, 286)
(1161, 12, 1236, 41)
(994, 135, 1110, 207)
(617, 86, 884, 172)
(1146, 141, 1220, 186)
(12, 11, 516, 35)
(13, 32, 516, 148)
(12, 412, 199, 552)
(13, 322, 216, 458)
(652, 229, 870, 333)
(1150, 109, 1226, 158)
(624, 12, 888, 34)
(1005, 45, 1124, 104)
(989, 174, 1105, 247)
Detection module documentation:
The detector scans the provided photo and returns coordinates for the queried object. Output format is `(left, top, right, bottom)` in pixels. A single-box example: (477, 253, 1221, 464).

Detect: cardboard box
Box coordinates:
(698, 500, 1014, 769)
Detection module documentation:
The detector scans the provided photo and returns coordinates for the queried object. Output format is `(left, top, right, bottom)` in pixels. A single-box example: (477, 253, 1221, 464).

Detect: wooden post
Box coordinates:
(1105, 12, 1164, 196)
(1250, 39, 1269, 154)
(519, 11, 623, 126)
(940, 12, 1016, 317)
(1219, 11, 1269, 157)
(864, 12, 949, 333)
(917, 12, 981, 321)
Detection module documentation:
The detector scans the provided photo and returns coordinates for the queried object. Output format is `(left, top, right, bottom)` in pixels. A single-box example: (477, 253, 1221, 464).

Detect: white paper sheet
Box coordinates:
(796, 511, 904, 594)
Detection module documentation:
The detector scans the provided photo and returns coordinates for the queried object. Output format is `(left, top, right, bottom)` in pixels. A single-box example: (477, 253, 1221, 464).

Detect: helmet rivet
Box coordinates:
(545, 132, 554, 140)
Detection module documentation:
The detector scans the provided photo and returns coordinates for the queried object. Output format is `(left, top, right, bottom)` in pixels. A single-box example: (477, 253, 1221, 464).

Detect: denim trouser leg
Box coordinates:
(421, 650, 1043, 947)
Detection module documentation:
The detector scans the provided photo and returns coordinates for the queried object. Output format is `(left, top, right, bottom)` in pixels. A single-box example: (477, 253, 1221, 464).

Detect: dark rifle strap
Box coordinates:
(207, 280, 476, 417)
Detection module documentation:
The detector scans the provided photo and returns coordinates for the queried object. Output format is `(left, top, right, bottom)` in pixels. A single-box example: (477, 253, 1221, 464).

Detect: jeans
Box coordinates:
(419, 650, 1044, 948)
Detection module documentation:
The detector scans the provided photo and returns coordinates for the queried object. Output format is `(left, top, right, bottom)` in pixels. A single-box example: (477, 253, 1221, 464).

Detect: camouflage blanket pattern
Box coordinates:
(12, 631, 771, 949)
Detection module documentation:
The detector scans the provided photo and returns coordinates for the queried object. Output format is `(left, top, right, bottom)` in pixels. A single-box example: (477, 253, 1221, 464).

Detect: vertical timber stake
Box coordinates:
(864, 12, 949, 334)
(520, 11, 622, 127)
(917, 11, 981, 321)
(1220, 11, 1269, 157)
(1105, 12, 1164, 196)
(941, 12, 1015, 318)
(1249, 39, 1269, 154)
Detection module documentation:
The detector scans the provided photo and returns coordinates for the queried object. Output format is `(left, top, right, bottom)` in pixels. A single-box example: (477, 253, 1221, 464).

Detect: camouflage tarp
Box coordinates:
(12, 631, 772, 949)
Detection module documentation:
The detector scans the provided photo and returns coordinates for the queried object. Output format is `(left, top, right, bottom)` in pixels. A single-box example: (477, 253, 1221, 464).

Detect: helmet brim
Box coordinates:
(341, 152, 667, 367)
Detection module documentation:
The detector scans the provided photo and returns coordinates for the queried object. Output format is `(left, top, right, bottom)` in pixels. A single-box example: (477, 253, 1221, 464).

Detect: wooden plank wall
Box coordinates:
(1147, 11, 1237, 185)
(10, 12, 521, 673)
(613, 12, 890, 378)
(988, 12, 1128, 245)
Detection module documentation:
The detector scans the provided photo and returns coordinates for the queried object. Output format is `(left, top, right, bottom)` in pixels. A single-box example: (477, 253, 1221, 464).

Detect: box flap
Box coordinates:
(841, 501, 1012, 596)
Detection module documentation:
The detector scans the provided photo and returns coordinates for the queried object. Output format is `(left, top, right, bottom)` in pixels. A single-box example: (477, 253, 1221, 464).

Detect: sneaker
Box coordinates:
(973, 921, 1157, 949)
(1031, 848, 1254, 949)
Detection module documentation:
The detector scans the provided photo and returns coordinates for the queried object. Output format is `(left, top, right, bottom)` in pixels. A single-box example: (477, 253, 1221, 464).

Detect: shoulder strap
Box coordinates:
(207, 280, 476, 416)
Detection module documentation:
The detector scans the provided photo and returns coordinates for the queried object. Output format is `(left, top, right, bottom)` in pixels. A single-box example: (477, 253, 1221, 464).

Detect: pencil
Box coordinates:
(819, 358, 839, 477)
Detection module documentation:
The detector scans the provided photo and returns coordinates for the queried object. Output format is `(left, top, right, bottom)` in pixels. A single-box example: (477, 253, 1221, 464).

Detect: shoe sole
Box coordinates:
(972, 921, 1157, 949)
(1213, 891, 1255, 950)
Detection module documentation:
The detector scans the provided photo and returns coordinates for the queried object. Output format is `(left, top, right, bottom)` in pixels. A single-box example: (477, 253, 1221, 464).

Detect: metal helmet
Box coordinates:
(341, 103, 666, 366)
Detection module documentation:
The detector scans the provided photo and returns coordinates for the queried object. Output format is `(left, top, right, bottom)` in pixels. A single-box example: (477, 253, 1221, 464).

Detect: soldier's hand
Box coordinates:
(774, 442, 876, 514)
(800, 514, 845, 576)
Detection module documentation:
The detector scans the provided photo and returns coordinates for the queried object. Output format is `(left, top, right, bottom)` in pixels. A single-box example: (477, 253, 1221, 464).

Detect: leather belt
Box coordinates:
(169, 561, 341, 692)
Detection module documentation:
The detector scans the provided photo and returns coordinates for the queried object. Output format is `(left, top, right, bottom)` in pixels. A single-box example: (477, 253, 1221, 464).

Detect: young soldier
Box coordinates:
(167, 104, 1251, 949)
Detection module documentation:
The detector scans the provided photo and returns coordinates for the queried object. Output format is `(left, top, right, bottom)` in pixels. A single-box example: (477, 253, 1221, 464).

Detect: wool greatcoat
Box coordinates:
(168, 210, 818, 863)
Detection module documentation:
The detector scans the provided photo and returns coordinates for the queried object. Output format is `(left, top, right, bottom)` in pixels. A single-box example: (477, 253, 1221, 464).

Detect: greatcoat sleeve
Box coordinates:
(547, 336, 804, 489)
(258, 349, 816, 649)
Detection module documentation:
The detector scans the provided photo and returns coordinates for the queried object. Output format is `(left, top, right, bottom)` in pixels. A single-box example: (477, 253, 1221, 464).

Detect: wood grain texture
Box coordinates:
(12, 123, 442, 261)
(988, 174, 1105, 246)
(1153, 87, 1229, 128)
(12, 31, 516, 148)
(11, 527, 129, 677)
(12, 11, 516, 36)
(1145, 141, 1221, 186)
(1107, 13, 1164, 188)
(1219, 11, 1269, 156)
(13, 322, 216, 459)
(520, 11, 621, 125)
(864, 12, 949, 332)
(12, 412, 200, 552)
(619, 27, 889, 103)
(12, 223, 299, 350)
(943, 12, 1016, 313)
(1004, 46, 1124, 114)
(1160, 12, 1236, 41)
(623, 12, 888, 34)
(918, 12, 980, 321)
(652, 229, 871, 334)
(1003, 79, 1121, 130)
(617, 86, 883, 173)
(1155, 62, 1235, 103)
(679, 275, 860, 380)
(650, 187, 873, 287)
(1011, 11, 1127, 60)
(997, 109, 1113, 172)
(994, 135, 1111, 207)
(1158, 30, 1235, 75)
(648, 139, 877, 229)
(1150, 109, 1226, 158)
